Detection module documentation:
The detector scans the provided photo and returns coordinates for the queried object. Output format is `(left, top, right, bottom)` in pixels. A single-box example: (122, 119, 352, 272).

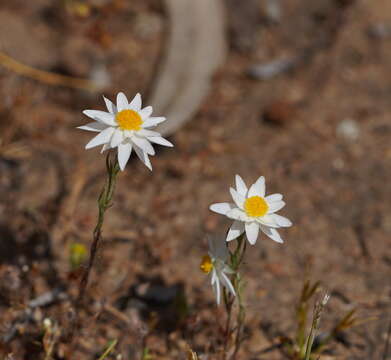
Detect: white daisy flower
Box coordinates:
(78, 92, 173, 171)
(209, 175, 292, 245)
(200, 237, 236, 305)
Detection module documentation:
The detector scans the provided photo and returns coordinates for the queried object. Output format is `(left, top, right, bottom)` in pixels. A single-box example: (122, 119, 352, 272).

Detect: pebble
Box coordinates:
(264, 0, 282, 23)
(336, 118, 360, 141)
(248, 56, 299, 80)
(368, 23, 391, 39)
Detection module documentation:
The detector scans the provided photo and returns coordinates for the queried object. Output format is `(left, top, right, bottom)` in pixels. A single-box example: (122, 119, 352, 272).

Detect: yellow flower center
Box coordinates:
(244, 196, 269, 217)
(116, 109, 143, 131)
(200, 255, 213, 274)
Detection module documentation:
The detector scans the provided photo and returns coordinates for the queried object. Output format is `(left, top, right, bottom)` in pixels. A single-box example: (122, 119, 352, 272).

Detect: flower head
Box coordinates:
(200, 237, 235, 305)
(210, 175, 292, 245)
(78, 92, 173, 171)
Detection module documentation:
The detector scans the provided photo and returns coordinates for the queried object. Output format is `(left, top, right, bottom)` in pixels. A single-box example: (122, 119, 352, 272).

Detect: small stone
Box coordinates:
(249, 57, 299, 80)
(332, 158, 345, 170)
(336, 118, 360, 141)
(368, 23, 391, 39)
(264, 0, 281, 24)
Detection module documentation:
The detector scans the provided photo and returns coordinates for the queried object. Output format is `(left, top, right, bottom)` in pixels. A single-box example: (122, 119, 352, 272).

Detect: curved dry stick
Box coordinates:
(150, 0, 226, 136)
(0, 51, 100, 92)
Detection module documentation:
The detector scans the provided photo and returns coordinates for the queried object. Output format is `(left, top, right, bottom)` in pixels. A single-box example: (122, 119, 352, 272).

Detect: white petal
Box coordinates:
(103, 96, 117, 114)
(142, 116, 166, 128)
(148, 136, 174, 147)
(230, 188, 245, 209)
(143, 154, 152, 170)
(83, 110, 116, 126)
(226, 221, 245, 242)
(235, 175, 248, 197)
(208, 238, 217, 259)
(271, 214, 292, 227)
(209, 203, 234, 215)
(223, 267, 235, 275)
(117, 143, 132, 171)
(85, 127, 115, 149)
(132, 137, 155, 155)
(267, 201, 286, 213)
(248, 176, 266, 197)
(110, 128, 124, 148)
(211, 269, 217, 285)
(208, 236, 229, 261)
(134, 145, 152, 171)
(116, 92, 128, 112)
(260, 226, 283, 243)
(265, 193, 283, 202)
(137, 129, 161, 137)
(128, 93, 142, 111)
(139, 106, 153, 119)
(214, 272, 221, 305)
(257, 214, 279, 228)
(101, 143, 110, 153)
(226, 208, 250, 222)
(77, 122, 107, 132)
(245, 222, 259, 245)
(221, 272, 236, 297)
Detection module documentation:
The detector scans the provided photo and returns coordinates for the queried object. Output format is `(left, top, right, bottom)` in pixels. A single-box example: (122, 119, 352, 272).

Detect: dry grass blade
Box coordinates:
(98, 339, 118, 360)
(296, 280, 321, 352)
(0, 51, 100, 92)
(304, 293, 330, 360)
(42, 319, 61, 360)
(187, 348, 199, 360)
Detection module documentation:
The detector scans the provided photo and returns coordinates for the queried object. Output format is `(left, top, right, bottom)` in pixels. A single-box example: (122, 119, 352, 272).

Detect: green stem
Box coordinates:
(232, 272, 245, 360)
(222, 288, 234, 360)
(304, 296, 328, 360)
(228, 235, 247, 360)
(77, 151, 120, 305)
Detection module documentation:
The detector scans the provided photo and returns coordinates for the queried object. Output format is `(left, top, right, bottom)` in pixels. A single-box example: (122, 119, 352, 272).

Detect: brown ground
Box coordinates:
(0, 0, 390, 359)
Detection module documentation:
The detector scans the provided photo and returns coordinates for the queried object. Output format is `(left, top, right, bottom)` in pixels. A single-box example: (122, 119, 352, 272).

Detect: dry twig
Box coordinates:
(0, 51, 100, 92)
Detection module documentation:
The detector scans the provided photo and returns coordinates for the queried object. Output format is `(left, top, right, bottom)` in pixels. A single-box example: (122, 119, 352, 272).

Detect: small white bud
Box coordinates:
(322, 293, 330, 306)
(43, 318, 52, 330)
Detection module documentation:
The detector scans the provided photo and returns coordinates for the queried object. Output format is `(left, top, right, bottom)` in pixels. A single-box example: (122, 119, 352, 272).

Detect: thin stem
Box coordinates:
(232, 236, 246, 359)
(222, 289, 234, 360)
(77, 151, 120, 305)
(304, 294, 329, 360)
(304, 319, 316, 360)
(43, 337, 56, 360)
(224, 235, 247, 360)
(237, 240, 247, 267)
(296, 280, 321, 356)
(232, 272, 245, 360)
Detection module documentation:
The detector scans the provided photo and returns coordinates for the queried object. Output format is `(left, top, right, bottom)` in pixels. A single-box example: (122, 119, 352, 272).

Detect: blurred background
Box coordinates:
(0, 0, 390, 359)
